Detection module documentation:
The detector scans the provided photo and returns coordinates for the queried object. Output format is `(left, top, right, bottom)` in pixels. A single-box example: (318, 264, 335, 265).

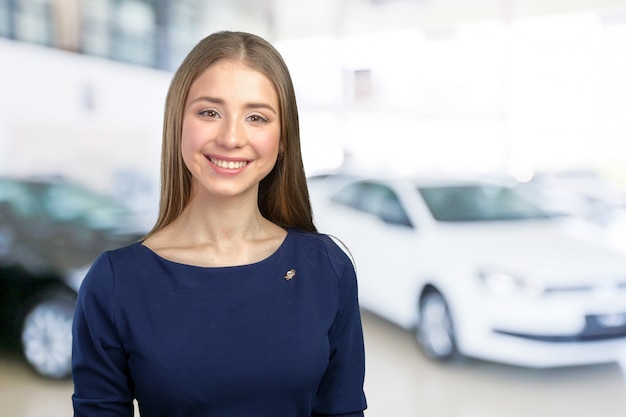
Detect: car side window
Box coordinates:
(377, 188, 413, 227)
(331, 181, 362, 209)
(332, 181, 413, 228)
(368, 183, 413, 228)
(43, 182, 129, 230)
(0, 181, 38, 218)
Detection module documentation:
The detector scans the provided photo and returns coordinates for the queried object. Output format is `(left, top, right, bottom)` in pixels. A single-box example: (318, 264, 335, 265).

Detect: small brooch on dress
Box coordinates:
(284, 269, 296, 280)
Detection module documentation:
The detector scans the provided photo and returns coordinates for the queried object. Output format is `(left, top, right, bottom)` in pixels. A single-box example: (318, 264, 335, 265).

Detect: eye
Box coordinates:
(198, 109, 220, 118)
(247, 114, 268, 123)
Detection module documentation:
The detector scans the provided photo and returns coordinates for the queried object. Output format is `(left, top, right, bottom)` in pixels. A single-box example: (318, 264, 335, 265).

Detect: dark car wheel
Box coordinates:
(20, 289, 76, 379)
(416, 289, 460, 361)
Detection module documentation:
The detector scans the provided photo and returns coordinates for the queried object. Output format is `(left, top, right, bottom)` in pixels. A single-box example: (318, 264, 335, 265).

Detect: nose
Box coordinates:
(215, 117, 246, 149)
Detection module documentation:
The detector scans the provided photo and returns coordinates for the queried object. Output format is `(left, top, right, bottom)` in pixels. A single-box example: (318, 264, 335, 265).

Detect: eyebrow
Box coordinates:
(190, 96, 277, 115)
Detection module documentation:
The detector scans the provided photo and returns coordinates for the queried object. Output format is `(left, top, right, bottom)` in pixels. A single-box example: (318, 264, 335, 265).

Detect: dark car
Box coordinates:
(0, 176, 145, 378)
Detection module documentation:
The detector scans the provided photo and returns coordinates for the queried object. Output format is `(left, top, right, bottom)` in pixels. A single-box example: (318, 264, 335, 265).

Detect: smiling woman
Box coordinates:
(71, 31, 367, 417)
(180, 59, 282, 196)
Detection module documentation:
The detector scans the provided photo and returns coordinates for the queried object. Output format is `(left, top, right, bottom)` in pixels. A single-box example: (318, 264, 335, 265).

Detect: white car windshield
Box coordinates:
(418, 184, 553, 222)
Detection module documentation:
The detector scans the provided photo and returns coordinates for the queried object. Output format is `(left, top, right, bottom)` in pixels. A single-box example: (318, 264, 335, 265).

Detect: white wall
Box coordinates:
(277, 9, 626, 183)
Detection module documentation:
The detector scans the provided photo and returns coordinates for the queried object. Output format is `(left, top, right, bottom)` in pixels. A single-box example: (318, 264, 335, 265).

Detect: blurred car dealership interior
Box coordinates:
(2, 1, 626, 416)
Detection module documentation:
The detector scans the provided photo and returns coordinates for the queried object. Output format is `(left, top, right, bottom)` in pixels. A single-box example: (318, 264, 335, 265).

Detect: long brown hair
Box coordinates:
(145, 31, 316, 238)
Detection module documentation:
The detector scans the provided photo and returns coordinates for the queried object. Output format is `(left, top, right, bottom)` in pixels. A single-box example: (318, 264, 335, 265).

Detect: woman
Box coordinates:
(72, 31, 367, 417)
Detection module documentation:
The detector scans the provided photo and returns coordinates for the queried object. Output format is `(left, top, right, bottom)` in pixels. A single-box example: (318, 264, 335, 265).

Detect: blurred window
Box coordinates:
(0, 0, 202, 70)
(418, 184, 552, 222)
(0, 180, 39, 217)
(0, 179, 134, 231)
(42, 182, 130, 230)
(81, 0, 111, 58)
(81, 0, 202, 70)
(333, 181, 413, 227)
(331, 181, 361, 209)
(111, 0, 156, 66)
(0, 0, 12, 38)
(163, 0, 201, 69)
(13, 0, 53, 46)
(83, 0, 155, 66)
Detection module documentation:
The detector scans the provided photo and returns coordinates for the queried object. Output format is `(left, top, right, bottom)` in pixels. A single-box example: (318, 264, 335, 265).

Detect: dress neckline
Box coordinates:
(138, 228, 291, 270)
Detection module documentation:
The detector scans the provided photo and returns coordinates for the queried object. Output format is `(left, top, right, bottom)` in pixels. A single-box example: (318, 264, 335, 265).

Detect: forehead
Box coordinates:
(188, 59, 278, 101)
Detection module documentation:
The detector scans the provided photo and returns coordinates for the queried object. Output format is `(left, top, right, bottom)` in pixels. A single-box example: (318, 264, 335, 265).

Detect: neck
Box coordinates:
(173, 190, 270, 245)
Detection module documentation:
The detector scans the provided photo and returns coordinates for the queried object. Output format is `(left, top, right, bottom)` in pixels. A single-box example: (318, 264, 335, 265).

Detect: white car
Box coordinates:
(308, 173, 626, 368)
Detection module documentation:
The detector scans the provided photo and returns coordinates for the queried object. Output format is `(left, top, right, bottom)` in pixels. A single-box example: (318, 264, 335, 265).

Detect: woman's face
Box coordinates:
(181, 59, 281, 201)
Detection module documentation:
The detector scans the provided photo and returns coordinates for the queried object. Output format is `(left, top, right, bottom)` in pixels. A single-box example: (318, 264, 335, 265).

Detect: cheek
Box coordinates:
(181, 114, 207, 143)
(259, 129, 281, 157)
(181, 120, 197, 147)
(180, 123, 202, 167)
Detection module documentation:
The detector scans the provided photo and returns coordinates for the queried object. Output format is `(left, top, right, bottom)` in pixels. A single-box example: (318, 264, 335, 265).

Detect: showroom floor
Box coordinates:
(1, 310, 625, 417)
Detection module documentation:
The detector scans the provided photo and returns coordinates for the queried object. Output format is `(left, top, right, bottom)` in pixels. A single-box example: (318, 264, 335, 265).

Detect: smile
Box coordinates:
(209, 158, 249, 169)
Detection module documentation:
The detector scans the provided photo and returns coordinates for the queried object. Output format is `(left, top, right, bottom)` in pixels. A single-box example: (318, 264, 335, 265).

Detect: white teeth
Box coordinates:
(210, 158, 248, 169)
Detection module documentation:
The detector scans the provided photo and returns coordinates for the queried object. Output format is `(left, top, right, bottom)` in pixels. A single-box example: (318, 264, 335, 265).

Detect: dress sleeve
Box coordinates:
(72, 252, 134, 417)
(313, 237, 367, 417)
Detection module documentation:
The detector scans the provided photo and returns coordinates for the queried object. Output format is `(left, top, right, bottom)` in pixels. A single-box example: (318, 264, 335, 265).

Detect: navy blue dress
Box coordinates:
(72, 229, 367, 416)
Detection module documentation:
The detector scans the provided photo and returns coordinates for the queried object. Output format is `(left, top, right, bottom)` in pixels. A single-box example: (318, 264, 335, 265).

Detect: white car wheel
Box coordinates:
(416, 290, 459, 361)
(21, 291, 75, 379)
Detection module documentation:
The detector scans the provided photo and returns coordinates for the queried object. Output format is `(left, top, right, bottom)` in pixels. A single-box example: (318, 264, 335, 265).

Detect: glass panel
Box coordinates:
(0, 180, 39, 218)
(42, 182, 131, 230)
(418, 184, 552, 222)
(377, 189, 412, 227)
(110, 0, 156, 66)
(0, 0, 13, 38)
(14, 0, 52, 45)
(163, 0, 201, 70)
(81, 0, 112, 57)
(331, 182, 363, 210)
(3, 0, 203, 69)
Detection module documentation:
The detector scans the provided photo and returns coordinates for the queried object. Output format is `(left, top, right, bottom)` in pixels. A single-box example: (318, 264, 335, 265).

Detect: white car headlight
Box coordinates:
(478, 270, 545, 297)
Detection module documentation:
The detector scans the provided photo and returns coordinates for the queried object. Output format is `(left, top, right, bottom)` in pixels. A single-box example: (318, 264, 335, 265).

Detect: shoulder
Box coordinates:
(288, 228, 356, 277)
(92, 242, 144, 272)
(79, 242, 144, 293)
(288, 230, 360, 317)
(105, 241, 146, 263)
(288, 228, 346, 255)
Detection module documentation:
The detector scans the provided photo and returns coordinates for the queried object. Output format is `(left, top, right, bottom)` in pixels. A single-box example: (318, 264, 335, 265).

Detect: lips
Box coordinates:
(208, 157, 249, 169)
